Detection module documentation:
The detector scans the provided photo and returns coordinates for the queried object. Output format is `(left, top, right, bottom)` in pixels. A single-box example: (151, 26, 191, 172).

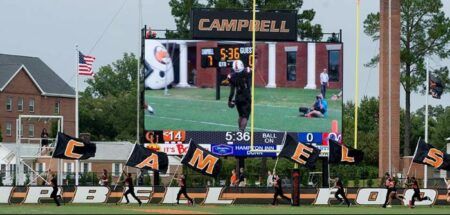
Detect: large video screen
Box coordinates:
(142, 39, 343, 157)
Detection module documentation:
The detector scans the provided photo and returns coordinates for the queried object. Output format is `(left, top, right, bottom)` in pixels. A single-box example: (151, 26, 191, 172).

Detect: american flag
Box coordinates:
(78, 51, 96, 76)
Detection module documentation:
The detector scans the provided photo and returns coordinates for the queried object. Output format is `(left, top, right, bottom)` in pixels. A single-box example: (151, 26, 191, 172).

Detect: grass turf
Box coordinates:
(0, 204, 448, 214)
(145, 87, 342, 132)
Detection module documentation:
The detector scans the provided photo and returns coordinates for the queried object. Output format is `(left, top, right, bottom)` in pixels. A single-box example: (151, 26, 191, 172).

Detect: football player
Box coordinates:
(228, 60, 252, 132)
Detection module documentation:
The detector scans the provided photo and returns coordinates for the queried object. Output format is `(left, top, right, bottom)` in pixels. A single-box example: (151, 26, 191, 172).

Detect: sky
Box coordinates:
(0, 0, 449, 110)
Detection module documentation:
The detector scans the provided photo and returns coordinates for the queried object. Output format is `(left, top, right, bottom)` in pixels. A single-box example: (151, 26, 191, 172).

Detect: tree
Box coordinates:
(79, 53, 138, 141)
(364, 0, 450, 156)
(167, 0, 323, 41)
(167, 0, 205, 39)
(343, 97, 379, 166)
(430, 106, 450, 149)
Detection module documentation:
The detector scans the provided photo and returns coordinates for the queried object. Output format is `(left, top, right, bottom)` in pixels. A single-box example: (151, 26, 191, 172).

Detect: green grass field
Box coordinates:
(1, 204, 449, 214)
(145, 87, 342, 132)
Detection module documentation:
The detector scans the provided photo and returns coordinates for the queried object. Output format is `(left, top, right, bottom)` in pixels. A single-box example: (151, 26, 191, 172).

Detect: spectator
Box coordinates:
(299, 94, 328, 118)
(238, 167, 246, 187)
(327, 33, 340, 42)
(230, 169, 238, 186)
(145, 27, 157, 39)
(320, 68, 329, 98)
(41, 128, 49, 155)
(267, 171, 274, 187)
(99, 169, 109, 186)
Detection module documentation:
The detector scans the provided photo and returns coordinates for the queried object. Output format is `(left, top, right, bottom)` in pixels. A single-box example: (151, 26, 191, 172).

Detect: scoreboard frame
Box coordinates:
(201, 45, 253, 68)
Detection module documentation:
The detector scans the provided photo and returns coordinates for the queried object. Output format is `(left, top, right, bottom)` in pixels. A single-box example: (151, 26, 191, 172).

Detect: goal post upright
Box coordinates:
(14, 115, 64, 186)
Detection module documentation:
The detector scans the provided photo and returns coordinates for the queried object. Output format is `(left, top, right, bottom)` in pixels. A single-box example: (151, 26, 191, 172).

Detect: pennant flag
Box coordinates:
(413, 140, 450, 171)
(328, 139, 364, 164)
(52, 132, 96, 160)
(125, 144, 169, 173)
(278, 134, 321, 169)
(429, 75, 445, 99)
(181, 141, 221, 177)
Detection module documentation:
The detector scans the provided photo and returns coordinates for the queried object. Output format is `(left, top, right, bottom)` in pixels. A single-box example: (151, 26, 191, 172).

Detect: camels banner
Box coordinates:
(413, 140, 450, 171)
(181, 142, 222, 177)
(126, 144, 169, 173)
(278, 134, 321, 169)
(328, 139, 364, 164)
(53, 132, 96, 160)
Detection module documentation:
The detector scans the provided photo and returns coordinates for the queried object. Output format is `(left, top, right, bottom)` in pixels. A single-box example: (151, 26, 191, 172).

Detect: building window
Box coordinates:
(6, 97, 12, 111)
(24, 165, 29, 174)
(5, 122, 12, 136)
(0, 164, 5, 177)
(36, 163, 45, 174)
(29, 98, 35, 113)
(64, 162, 74, 173)
(286, 51, 297, 81)
(328, 50, 340, 82)
(54, 101, 60, 114)
(112, 163, 122, 176)
(19, 123, 23, 137)
(17, 97, 23, 112)
(82, 163, 89, 173)
(28, 124, 34, 137)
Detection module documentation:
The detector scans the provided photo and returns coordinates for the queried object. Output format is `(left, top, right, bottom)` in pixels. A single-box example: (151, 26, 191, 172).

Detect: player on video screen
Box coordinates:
(228, 60, 252, 132)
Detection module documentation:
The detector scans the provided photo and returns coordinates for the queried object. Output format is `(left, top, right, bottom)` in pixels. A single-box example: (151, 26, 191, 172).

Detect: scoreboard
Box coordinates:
(144, 130, 334, 157)
(201, 45, 253, 68)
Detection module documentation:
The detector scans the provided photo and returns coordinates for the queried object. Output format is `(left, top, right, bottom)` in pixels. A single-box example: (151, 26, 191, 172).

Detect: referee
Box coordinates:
(228, 60, 252, 132)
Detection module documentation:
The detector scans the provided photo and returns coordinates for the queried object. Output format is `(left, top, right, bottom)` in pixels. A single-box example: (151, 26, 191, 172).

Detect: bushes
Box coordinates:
(79, 172, 98, 185)
(330, 164, 378, 187)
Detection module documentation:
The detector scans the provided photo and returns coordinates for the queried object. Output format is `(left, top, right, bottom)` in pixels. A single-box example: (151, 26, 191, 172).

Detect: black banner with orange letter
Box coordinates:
(181, 141, 222, 177)
(53, 132, 96, 160)
(413, 139, 450, 171)
(126, 144, 169, 173)
(328, 139, 363, 164)
(278, 134, 321, 169)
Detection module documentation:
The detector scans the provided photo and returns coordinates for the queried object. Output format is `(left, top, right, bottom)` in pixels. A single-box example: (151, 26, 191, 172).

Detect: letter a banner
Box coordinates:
(328, 139, 364, 164)
(53, 132, 96, 160)
(278, 134, 321, 169)
(126, 144, 169, 173)
(413, 139, 450, 171)
(181, 141, 221, 177)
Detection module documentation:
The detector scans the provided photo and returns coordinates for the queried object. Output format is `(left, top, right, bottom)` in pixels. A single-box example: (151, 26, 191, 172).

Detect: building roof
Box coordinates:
(0, 54, 75, 98)
(0, 142, 181, 165)
(92, 142, 181, 164)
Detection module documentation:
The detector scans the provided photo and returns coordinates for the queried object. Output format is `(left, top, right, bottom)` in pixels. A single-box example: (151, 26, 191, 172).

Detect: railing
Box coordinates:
(146, 28, 342, 43)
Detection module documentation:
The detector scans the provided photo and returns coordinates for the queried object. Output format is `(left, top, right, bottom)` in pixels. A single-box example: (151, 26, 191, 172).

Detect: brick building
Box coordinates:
(0, 54, 75, 142)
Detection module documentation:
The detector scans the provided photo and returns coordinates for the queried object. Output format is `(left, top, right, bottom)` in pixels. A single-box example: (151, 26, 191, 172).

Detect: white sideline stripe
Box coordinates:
(146, 115, 280, 132)
(147, 95, 302, 109)
(147, 95, 341, 113)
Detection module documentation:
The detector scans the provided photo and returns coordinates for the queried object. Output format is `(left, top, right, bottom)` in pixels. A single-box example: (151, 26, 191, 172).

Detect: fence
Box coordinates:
(1, 169, 447, 190)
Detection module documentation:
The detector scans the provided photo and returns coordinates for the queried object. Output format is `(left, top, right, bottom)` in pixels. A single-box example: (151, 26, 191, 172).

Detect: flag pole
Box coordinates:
(406, 137, 421, 177)
(353, 0, 361, 149)
(424, 59, 430, 188)
(75, 45, 80, 186)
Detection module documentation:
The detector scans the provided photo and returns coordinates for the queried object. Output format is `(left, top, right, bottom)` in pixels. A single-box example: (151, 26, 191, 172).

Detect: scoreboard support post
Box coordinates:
(216, 68, 220, 100)
(291, 168, 300, 206)
(153, 170, 160, 186)
(322, 159, 329, 187)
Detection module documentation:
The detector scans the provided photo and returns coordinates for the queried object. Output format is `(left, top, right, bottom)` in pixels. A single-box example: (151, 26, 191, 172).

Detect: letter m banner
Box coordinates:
(181, 141, 222, 177)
